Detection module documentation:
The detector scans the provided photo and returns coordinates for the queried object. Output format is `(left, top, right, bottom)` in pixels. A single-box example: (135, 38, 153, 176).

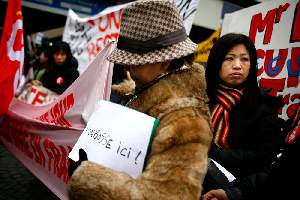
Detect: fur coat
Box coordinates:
(68, 63, 212, 200)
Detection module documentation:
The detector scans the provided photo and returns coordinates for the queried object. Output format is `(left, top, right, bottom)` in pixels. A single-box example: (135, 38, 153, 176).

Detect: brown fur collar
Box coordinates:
(126, 62, 209, 118)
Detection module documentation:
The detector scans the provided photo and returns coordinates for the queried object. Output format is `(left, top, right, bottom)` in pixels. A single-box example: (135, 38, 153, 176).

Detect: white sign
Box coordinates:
(176, 0, 200, 34)
(222, 0, 300, 120)
(69, 100, 159, 179)
(17, 85, 58, 106)
(63, 5, 125, 74)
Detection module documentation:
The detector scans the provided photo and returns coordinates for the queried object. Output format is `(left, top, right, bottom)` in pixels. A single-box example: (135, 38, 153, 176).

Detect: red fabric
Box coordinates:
(0, 0, 24, 115)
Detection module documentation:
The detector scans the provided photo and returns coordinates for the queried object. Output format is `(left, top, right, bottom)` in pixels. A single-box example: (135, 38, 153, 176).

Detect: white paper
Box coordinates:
(69, 100, 158, 179)
(211, 159, 236, 182)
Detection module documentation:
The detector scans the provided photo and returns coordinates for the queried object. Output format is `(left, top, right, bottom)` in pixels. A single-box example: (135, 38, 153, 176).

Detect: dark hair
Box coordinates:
(36, 45, 51, 59)
(52, 41, 73, 61)
(205, 33, 260, 105)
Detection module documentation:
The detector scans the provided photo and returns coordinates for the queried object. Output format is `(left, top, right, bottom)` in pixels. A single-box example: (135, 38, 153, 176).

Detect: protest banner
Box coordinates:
(175, 0, 200, 34)
(63, 0, 200, 74)
(222, 0, 300, 120)
(17, 85, 58, 106)
(62, 4, 126, 74)
(0, 0, 24, 115)
(0, 43, 114, 200)
(69, 100, 159, 179)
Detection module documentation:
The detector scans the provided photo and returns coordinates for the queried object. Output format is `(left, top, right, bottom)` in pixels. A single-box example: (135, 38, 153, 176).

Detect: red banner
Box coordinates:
(0, 0, 24, 115)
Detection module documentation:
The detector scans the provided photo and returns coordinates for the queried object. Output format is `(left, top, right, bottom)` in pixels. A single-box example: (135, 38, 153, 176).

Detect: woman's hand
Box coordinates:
(202, 189, 229, 200)
(26, 79, 42, 88)
(31, 80, 42, 86)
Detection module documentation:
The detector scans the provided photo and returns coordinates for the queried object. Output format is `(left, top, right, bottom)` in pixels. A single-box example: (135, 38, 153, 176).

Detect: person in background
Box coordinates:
(41, 41, 79, 94)
(32, 45, 52, 81)
(67, 0, 212, 199)
(16, 42, 52, 97)
(202, 33, 283, 199)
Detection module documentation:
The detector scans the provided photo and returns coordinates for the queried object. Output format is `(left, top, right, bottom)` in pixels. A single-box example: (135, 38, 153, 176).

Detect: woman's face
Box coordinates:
(129, 62, 169, 88)
(219, 44, 250, 88)
(53, 50, 67, 65)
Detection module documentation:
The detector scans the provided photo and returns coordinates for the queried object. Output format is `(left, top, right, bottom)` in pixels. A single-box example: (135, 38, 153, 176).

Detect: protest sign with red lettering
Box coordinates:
(62, 4, 126, 74)
(17, 85, 58, 106)
(0, 43, 114, 200)
(222, 0, 300, 120)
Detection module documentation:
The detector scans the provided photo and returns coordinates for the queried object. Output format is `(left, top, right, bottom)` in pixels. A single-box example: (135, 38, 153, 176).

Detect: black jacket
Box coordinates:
(259, 135, 300, 200)
(42, 57, 79, 94)
(209, 95, 283, 178)
(223, 130, 300, 200)
(203, 94, 284, 198)
(204, 95, 285, 200)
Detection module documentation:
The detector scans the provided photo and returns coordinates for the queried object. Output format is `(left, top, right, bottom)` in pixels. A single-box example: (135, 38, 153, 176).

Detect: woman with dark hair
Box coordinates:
(41, 41, 79, 94)
(206, 33, 260, 107)
(202, 33, 283, 200)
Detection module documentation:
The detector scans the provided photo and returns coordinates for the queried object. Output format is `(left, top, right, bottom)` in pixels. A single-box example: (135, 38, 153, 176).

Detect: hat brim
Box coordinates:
(108, 38, 197, 66)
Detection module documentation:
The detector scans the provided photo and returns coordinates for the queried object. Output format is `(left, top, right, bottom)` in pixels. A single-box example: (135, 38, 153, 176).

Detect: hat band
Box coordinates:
(117, 27, 187, 54)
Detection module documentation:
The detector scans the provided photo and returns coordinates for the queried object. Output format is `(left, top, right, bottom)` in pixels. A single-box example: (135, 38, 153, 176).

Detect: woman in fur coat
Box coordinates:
(67, 0, 212, 199)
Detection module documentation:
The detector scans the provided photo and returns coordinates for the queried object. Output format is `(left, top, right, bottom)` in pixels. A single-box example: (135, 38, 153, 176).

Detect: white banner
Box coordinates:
(63, 1, 199, 74)
(0, 43, 114, 200)
(69, 100, 158, 179)
(222, 0, 300, 120)
(17, 85, 58, 106)
(62, 5, 126, 74)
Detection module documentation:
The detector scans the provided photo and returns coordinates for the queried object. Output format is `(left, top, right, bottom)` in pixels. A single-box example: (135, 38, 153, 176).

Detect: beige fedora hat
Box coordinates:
(108, 0, 197, 66)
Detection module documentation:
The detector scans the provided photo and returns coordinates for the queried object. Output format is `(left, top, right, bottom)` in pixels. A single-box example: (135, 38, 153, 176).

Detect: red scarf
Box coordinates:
(211, 85, 243, 148)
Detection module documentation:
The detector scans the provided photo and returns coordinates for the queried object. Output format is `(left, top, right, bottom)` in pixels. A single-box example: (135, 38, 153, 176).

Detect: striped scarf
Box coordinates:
(211, 84, 243, 149)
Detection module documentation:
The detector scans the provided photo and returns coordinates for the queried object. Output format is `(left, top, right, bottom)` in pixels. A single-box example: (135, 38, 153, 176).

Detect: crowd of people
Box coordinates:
(10, 0, 300, 199)
(24, 40, 79, 95)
